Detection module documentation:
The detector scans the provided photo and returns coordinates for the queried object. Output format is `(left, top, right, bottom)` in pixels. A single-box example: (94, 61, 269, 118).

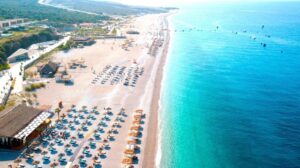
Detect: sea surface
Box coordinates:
(159, 2, 300, 168)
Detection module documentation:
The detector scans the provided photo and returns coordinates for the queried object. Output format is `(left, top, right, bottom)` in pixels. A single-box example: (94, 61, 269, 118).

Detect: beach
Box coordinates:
(0, 12, 171, 168)
(142, 13, 171, 168)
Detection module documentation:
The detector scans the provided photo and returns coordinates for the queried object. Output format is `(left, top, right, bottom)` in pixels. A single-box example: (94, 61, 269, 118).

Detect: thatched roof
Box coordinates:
(0, 105, 43, 137)
(39, 61, 59, 75)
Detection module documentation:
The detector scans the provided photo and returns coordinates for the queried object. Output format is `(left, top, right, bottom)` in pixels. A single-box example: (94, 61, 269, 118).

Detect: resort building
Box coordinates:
(78, 23, 95, 29)
(38, 61, 59, 77)
(0, 19, 25, 30)
(0, 105, 52, 150)
(7, 48, 29, 63)
(73, 37, 95, 46)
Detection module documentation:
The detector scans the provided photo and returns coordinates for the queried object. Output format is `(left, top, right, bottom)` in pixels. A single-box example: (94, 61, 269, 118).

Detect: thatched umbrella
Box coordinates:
(41, 151, 48, 155)
(72, 164, 79, 168)
(122, 157, 133, 165)
(14, 158, 22, 163)
(50, 162, 58, 167)
(32, 160, 40, 165)
(124, 149, 135, 155)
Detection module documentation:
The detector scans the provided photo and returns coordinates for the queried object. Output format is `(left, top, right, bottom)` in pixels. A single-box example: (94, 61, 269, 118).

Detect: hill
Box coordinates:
(44, 0, 169, 15)
(0, 0, 108, 24)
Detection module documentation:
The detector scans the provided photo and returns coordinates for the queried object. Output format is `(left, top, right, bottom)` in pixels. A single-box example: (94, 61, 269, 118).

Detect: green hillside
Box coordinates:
(47, 0, 169, 15)
(0, 0, 108, 24)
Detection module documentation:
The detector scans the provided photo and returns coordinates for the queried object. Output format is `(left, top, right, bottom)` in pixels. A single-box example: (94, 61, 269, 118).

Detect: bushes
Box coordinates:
(0, 63, 10, 71)
(0, 0, 108, 24)
(58, 40, 75, 51)
(0, 100, 16, 112)
(25, 83, 46, 92)
(0, 105, 5, 112)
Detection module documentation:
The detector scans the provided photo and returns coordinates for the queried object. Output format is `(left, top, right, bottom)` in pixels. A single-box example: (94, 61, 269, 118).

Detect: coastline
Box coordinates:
(142, 13, 172, 168)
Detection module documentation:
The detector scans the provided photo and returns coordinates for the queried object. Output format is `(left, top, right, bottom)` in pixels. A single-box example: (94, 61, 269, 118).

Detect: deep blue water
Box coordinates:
(160, 2, 300, 168)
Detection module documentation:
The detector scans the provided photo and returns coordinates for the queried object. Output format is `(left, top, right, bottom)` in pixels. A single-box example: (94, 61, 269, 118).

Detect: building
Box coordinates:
(126, 30, 140, 35)
(0, 105, 51, 150)
(7, 48, 29, 63)
(38, 61, 59, 77)
(78, 23, 95, 29)
(73, 37, 95, 46)
(0, 19, 25, 30)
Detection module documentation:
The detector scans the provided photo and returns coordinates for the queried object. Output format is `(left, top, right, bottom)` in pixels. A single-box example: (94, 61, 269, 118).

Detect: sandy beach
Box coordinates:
(142, 14, 171, 168)
(0, 12, 172, 168)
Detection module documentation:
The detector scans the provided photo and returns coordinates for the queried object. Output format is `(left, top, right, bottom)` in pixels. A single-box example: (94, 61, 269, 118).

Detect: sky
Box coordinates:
(107, 0, 299, 7)
(109, 0, 204, 6)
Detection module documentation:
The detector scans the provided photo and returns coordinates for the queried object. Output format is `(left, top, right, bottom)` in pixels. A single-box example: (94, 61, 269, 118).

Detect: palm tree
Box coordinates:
(62, 113, 66, 120)
(55, 108, 61, 121)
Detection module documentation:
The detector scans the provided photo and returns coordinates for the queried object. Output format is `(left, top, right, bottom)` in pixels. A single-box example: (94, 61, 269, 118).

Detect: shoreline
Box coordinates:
(142, 13, 172, 168)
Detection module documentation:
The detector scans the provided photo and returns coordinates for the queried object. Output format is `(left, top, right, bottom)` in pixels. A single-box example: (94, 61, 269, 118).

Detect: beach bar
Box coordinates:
(0, 105, 52, 150)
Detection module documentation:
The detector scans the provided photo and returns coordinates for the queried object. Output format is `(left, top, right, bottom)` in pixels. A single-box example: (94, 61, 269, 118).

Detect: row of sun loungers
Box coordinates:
(148, 38, 163, 56)
(91, 64, 144, 87)
(12, 105, 127, 168)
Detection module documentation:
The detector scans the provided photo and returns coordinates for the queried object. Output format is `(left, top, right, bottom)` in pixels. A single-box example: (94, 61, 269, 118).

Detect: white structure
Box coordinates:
(0, 19, 25, 30)
(7, 49, 29, 63)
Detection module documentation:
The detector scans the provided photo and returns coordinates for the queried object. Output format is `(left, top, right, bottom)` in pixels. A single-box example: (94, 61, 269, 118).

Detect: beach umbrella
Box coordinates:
(50, 162, 58, 167)
(71, 164, 79, 168)
(14, 158, 22, 163)
(41, 151, 48, 155)
(32, 160, 40, 165)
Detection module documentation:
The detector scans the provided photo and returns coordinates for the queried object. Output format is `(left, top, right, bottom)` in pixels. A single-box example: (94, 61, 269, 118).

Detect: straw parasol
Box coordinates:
(129, 131, 138, 137)
(135, 109, 143, 113)
(132, 120, 140, 125)
(127, 140, 137, 145)
(41, 151, 48, 155)
(130, 126, 140, 131)
(124, 149, 135, 155)
(72, 164, 79, 168)
(32, 160, 40, 165)
(122, 157, 133, 165)
(14, 158, 22, 163)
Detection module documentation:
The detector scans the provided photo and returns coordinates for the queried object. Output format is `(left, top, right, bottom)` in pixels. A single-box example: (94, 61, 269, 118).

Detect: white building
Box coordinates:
(7, 49, 30, 63)
(0, 19, 25, 30)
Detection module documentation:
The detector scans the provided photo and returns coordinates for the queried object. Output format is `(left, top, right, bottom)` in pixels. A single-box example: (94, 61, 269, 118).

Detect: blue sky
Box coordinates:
(105, 0, 300, 7)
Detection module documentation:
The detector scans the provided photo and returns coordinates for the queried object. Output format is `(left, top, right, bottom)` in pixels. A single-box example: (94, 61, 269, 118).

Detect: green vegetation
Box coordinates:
(75, 27, 109, 37)
(58, 40, 75, 51)
(49, 0, 169, 15)
(0, 0, 108, 24)
(0, 100, 16, 112)
(0, 63, 10, 71)
(112, 28, 117, 36)
(0, 28, 59, 64)
(25, 83, 46, 92)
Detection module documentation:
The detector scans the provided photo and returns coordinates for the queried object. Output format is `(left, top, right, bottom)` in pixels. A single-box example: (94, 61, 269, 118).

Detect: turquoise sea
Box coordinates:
(160, 2, 300, 168)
